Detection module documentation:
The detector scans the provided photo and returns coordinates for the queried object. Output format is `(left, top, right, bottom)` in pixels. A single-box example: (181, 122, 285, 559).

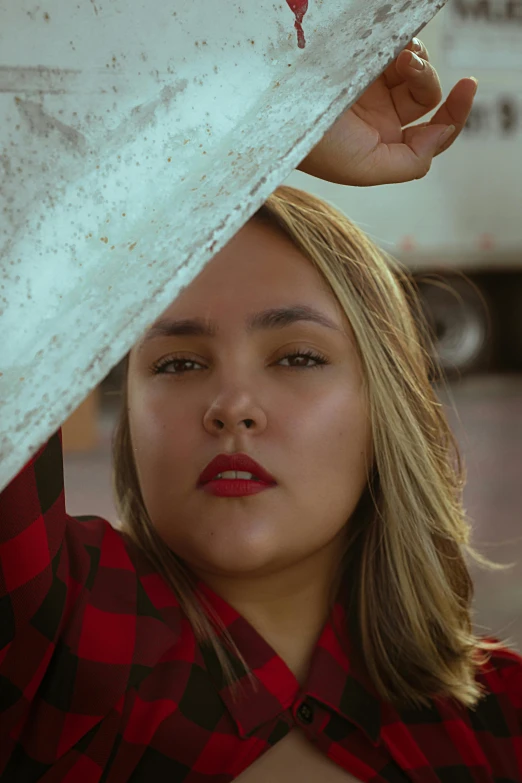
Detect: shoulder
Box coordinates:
(68, 518, 187, 657)
(72, 514, 129, 553)
(476, 637, 522, 707)
(67, 515, 139, 582)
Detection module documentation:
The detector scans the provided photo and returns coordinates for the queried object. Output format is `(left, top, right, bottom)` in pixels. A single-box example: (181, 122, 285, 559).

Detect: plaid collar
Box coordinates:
(193, 576, 383, 745)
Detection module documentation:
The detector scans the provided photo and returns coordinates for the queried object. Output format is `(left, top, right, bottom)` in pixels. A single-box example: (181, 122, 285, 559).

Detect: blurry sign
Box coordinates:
(463, 90, 522, 136)
(442, 0, 522, 68)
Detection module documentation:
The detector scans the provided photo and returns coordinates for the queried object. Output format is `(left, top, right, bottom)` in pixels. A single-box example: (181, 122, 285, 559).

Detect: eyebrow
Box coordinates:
(138, 305, 342, 352)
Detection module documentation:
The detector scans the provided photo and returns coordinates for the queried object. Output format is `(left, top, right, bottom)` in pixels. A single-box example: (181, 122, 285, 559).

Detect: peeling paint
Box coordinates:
(374, 4, 393, 23)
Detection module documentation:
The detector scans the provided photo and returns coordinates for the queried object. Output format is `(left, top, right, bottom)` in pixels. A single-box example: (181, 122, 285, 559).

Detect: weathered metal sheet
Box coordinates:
(0, 0, 446, 492)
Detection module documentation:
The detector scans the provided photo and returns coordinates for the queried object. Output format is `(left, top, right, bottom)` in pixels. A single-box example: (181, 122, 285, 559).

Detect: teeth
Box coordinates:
(213, 471, 258, 480)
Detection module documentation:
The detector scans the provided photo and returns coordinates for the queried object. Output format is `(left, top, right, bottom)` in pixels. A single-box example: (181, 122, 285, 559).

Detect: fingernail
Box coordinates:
(437, 125, 456, 150)
(409, 51, 425, 70)
(470, 76, 479, 96)
(412, 38, 422, 52)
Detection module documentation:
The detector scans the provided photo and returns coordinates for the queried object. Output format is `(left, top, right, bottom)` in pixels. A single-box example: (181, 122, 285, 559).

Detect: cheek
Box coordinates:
(128, 385, 196, 489)
(288, 385, 372, 500)
(295, 385, 369, 455)
(131, 381, 192, 439)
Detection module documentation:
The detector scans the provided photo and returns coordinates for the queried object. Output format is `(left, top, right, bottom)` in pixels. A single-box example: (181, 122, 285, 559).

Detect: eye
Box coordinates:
(150, 357, 204, 375)
(150, 349, 328, 375)
(277, 349, 328, 369)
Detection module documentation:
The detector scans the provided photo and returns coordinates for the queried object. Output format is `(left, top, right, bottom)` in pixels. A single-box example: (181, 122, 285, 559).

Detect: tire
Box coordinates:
(415, 276, 494, 377)
(496, 276, 522, 371)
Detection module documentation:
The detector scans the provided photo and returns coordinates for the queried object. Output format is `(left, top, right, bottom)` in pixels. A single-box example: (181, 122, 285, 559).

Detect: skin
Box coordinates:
(298, 38, 478, 185)
(128, 220, 373, 682)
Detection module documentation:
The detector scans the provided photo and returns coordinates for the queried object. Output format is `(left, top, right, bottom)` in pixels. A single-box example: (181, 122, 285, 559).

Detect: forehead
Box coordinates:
(167, 219, 337, 316)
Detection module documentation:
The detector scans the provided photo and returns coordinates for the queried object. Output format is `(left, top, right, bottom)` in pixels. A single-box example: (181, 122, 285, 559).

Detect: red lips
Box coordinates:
(198, 454, 277, 486)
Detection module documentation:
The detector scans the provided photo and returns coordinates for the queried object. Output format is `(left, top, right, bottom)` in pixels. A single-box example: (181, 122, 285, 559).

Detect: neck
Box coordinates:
(192, 537, 345, 685)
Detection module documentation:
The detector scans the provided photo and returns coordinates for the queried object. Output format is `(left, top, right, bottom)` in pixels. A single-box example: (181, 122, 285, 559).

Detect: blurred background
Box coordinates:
(62, 0, 522, 652)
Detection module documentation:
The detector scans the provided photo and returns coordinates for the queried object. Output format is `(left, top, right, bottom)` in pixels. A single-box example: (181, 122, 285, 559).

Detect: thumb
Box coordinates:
(403, 123, 456, 176)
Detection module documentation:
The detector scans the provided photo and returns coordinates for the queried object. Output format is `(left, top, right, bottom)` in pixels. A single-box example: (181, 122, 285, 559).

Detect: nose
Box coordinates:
(212, 418, 254, 431)
(202, 390, 268, 435)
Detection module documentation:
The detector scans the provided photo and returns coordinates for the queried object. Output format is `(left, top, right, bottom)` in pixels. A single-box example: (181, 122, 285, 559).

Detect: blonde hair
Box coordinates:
(110, 185, 516, 711)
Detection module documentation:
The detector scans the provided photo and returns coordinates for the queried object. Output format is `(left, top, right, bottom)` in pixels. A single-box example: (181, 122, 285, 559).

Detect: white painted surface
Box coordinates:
(0, 0, 447, 491)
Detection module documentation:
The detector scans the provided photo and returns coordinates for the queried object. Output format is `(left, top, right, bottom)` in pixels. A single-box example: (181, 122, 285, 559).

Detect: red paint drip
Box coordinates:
(286, 0, 309, 49)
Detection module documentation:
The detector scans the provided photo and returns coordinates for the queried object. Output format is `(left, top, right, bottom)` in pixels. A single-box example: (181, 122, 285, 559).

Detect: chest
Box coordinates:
(234, 728, 362, 783)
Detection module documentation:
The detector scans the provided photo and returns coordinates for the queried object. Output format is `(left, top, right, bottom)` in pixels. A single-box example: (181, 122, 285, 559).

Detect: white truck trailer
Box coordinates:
(286, 0, 522, 376)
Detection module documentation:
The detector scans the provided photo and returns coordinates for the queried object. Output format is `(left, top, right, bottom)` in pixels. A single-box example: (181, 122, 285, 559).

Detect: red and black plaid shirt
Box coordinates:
(1, 427, 521, 782)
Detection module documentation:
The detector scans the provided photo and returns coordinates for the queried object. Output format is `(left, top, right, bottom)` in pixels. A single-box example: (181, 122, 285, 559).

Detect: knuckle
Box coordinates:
(415, 158, 432, 180)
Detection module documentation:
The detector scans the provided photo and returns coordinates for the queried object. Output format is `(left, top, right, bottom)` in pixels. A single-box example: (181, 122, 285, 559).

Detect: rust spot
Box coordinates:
(129, 242, 137, 251)
(167, 157, 172, 162)
(100, 237, 108, 243)
(43, 12, 50, 21)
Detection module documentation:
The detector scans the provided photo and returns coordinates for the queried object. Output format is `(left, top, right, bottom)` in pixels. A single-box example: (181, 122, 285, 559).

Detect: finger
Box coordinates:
(406, 37, 429, 62)
(382, 38, 430, 89)
(390, 50, 443, 127)
(403, 78, 478, 154)
(429, 78, 478, 154)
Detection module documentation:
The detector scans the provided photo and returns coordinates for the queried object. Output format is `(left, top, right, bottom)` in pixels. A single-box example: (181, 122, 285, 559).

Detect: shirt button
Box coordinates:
(297, 701, 314, 724)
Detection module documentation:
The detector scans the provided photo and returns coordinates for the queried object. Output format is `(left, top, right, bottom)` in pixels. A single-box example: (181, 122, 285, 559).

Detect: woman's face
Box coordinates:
(128, 219, 373, 580)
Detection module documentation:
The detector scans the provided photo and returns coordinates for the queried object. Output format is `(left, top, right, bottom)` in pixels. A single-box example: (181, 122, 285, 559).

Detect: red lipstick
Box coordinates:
(198, 454, 277, 497)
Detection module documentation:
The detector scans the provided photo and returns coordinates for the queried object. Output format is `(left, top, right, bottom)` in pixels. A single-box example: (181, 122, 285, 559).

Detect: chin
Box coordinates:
(182, 537, 288, 577)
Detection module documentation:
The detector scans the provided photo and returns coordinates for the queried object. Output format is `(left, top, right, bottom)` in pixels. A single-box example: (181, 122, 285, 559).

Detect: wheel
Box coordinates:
(495, 275, 522, 371)
(415, 276, 494, 377)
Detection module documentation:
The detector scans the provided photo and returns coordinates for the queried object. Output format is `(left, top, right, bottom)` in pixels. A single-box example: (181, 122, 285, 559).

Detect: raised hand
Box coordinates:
(297, 39, 478, 186)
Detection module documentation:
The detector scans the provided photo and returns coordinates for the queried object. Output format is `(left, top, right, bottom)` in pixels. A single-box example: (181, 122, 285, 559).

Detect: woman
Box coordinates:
(1, 40, 521, 782)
